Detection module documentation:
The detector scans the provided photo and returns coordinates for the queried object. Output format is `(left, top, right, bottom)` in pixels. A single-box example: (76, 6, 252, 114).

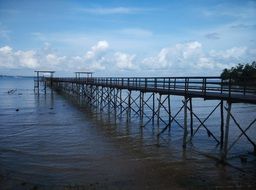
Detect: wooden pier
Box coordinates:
(34, 70, 55, 94)
(42, 75, 256, 162)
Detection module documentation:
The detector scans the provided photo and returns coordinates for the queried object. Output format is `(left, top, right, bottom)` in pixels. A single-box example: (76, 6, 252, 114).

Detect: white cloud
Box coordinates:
(114, 52, 135, 70)
(0, 46, 15, 68)
(82, 40, 110, 71)
(178, 41, 202, 59)
(91, 40, 109, 52)
(141, 41, 255, 74)
(85, 40, 109, 60)
(71, 56, 83, 62)
(15, 50, 39, 69)
(142, 41, 203, 69)
(196, 57, 215, 69)
(0, 46, 39, 69)
(46, 54, 66, 65)
(142, 48, 169, 69)
(0, 46, 12, 54)
(1, 40, 255, 76)
(209, 47, 247, 59)
(0, 45, 63, 70)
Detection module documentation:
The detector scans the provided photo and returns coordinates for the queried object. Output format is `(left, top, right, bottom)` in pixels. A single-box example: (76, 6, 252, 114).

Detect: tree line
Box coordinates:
(220, 61, 256, 80)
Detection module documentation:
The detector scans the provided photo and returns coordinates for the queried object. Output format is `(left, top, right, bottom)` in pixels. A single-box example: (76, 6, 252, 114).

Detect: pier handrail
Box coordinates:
(49, 76, 256, 103)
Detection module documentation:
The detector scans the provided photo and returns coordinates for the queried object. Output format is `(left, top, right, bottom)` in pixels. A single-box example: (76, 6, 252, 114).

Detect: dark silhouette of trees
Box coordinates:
(220, 61, 256, 80)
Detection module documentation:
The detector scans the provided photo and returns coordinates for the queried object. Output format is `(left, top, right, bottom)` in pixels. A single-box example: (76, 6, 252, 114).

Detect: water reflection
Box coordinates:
(34, 89, 54, 110)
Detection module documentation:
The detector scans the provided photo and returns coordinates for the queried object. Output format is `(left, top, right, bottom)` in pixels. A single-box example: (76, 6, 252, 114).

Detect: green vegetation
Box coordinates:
(220, 61, 256, 79)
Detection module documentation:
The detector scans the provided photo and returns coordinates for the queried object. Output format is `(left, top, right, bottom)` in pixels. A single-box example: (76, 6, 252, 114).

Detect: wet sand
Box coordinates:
(1, 156, 256, 189)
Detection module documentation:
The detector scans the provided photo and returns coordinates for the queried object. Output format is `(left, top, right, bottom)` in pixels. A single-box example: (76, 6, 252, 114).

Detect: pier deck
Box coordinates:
(51, 77, 256, 104)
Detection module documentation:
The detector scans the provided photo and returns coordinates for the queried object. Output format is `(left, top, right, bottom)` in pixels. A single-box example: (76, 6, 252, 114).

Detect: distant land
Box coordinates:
(0, 75, 34, 78)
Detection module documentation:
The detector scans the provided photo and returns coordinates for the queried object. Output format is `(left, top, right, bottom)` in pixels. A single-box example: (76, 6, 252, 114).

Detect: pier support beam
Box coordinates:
(222, 101, 232, 162)
(220, 100, 224, 149)
(157, 94, 162, 127)
(152, 93, 155, 125)
(140, 92, 145, 127)
(158, 98, 184, 137)
(189, 101, 220, 144)
(127, 90, 131, 122)
(183, 97, 188, 149)
(189, 98, 193, 136)
(139, 92, 157, 128)
(168, 95, 171, 133)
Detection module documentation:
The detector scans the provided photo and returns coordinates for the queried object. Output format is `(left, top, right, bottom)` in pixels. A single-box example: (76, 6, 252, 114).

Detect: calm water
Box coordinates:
(0, 77, 256, 189)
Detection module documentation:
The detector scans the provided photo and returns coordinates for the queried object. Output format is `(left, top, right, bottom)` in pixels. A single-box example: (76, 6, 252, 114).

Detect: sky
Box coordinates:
(0, 0, 255, 77)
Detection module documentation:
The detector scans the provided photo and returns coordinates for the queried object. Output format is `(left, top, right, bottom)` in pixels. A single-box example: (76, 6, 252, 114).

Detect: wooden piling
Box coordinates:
(222, 101, 232, 162)
(127, 90, 131, 122)
(183, 97, 188, 148)
(152, 93, 155, 125)
(220, 100, 224, 149)
(140, 92, 144, 127)
(168, 95, 171, 132)
(157, 94, 162, 127)
(189, 98, 193, 136)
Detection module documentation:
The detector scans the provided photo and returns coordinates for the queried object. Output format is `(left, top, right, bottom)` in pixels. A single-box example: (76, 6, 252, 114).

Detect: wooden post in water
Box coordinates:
(168, 95, 171, 133)
(189, 98, 193, 136)
(114, 88, 118, 122)
(139, 91, 142, 120)
(183, 97, 188, 148)
(44, 76, 47, 94)
(100, 87, 104, 110)
(152, 93, 155, 125)
(220, 100, 224, 149)
(107, 87, 111, 112)
(36, 71, 39, 94)
(157, 94, 162, 127)
(127, 90, 131, 122)
(140, 92, 144, 127)
(222, 101, 232, 162)
(119, 89, 123, 116)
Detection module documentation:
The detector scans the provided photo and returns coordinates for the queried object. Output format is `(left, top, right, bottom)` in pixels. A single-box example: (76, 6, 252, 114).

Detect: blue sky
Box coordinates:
(0, 0, 255, 76)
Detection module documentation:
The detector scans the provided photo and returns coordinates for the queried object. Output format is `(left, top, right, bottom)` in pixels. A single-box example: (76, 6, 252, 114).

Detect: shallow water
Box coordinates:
(0, 77, 256, 189)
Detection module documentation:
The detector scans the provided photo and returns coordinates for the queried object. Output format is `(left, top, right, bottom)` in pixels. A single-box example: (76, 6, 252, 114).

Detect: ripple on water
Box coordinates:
(0, 77, 256, 189)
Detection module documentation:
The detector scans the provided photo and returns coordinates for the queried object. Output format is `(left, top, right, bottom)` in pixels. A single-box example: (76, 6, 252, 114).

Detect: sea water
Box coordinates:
(0, 77, 256, 189)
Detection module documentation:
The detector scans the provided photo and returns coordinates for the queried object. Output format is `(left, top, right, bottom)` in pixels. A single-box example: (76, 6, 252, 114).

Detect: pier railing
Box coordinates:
(50, 77, 256, 103)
